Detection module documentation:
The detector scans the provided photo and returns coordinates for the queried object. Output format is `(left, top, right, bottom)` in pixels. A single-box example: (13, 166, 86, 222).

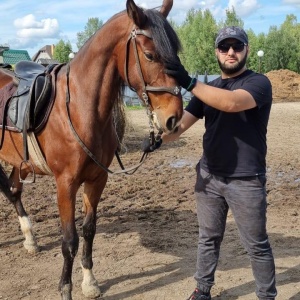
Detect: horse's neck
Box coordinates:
(75, 14, 129, 82)
(66, 16, 129, 122)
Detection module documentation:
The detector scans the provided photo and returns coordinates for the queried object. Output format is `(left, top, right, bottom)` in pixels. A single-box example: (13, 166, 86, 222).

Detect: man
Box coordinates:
(144, 26, 277, 300)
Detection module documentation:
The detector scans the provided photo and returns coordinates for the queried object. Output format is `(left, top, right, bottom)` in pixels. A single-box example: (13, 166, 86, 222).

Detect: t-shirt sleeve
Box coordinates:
(185, 96, 204, 119)
(240, 74, 272, 108)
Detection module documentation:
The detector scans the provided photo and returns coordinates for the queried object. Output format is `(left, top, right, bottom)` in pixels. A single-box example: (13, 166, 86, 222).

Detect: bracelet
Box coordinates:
(187, 77, 197, 91)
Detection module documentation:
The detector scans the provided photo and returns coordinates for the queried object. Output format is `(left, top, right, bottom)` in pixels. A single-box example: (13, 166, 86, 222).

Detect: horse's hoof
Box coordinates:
(23, 241, 40, 254)
(61, 283, 72, 300)
(82, 281, 101, 298)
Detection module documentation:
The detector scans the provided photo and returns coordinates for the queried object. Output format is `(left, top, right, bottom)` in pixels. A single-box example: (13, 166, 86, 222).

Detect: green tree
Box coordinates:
(247, 30, 266, 73)
(174, 8, 300, 75)
(53, 39, 73, 63)
(280, 14, 300, 72)
(76, 18, 103, 49)
(177, 9, 218, 75)
(220, 6, 244, 28)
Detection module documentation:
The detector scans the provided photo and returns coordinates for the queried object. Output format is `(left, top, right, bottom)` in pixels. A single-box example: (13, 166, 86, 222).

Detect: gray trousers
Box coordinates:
(194, 166, 277, 299)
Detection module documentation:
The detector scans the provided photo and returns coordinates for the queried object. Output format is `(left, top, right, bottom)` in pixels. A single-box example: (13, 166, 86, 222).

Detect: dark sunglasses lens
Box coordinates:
(218, 44, 230, 53)
(218, 43, 245, 53)
(232, 44, 245, 52)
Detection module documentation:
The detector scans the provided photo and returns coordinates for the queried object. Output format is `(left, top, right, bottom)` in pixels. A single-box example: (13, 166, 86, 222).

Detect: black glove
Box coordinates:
(164, 58, 197, 91)
(141, 137, 162, 153)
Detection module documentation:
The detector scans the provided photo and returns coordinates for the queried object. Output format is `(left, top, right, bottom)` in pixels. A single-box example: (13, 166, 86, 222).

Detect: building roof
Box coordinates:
(3, 50, 31, 64)
(32, 45, 55, 62)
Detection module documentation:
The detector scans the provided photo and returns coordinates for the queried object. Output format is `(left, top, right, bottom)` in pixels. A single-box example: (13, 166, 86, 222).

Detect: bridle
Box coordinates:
(65, 27, 181, 175)
(124, 28, 181, 145)
(124, 28, 181, 101)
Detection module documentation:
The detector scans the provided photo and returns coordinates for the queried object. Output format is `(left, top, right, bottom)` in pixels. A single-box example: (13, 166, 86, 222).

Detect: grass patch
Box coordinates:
(125, 105, 145, 110)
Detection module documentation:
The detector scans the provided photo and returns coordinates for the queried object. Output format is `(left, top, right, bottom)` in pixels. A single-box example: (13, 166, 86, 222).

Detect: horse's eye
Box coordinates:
(144, 52, 154, 61)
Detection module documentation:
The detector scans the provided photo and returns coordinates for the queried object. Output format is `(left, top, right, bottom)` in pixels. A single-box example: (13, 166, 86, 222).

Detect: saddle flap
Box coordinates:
(33, 74, 52, 127)
(14, 61, 46, 81)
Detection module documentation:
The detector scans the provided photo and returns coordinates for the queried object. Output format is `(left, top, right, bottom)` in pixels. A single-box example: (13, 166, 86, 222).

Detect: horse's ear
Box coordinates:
(160, 0, 173, 18)
(126, 0, 148, 28)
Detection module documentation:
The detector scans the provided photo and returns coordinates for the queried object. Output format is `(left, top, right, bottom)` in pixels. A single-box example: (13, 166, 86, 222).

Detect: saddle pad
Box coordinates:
(0, 82, 19, 131)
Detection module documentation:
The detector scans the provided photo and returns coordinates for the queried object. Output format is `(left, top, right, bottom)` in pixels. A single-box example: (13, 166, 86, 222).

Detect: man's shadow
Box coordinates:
(92, 205, 300, 299)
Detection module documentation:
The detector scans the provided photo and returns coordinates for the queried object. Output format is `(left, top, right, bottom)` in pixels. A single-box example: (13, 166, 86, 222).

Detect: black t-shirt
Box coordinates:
(185, 70, 272, 177)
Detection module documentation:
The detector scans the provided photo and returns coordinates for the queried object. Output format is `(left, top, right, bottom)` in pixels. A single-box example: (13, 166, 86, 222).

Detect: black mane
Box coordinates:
(144, 9, 181, 63)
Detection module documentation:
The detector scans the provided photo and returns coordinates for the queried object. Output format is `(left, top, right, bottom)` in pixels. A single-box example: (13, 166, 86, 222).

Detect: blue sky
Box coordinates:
(0, 0, 299, 58)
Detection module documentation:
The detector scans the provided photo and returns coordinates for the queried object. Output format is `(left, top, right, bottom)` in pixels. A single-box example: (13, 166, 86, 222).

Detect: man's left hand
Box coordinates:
(164, 58, 196, 91)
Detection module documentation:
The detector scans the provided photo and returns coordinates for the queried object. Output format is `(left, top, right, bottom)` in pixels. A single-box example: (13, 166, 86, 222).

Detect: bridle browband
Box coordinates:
(65, 27, 181, 175)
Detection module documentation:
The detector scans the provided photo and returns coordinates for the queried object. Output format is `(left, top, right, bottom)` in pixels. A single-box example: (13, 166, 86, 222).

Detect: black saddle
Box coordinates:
(8, 61, 56, 132)
(5, 61, 58, 165)
(14, 61, 46, 80)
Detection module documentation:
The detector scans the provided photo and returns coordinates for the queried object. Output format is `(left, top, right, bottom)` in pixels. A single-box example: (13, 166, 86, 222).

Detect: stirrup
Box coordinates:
(19, 160, 36, 183)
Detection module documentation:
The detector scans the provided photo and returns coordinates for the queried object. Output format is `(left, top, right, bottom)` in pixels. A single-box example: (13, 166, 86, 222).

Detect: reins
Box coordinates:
(65, 63, 147, 175)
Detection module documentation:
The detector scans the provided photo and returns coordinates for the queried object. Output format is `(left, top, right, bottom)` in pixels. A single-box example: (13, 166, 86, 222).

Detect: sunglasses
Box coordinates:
(217, 43, 246, 53)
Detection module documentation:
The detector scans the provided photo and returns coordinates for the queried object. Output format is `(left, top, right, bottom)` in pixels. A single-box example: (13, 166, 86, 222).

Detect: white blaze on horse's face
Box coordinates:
(151, 110, 181, 134)
(151, 112, 160, 131)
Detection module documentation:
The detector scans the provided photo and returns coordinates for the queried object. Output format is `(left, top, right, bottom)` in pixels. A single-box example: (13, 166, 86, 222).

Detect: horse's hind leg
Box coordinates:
(80, 178, 107, 298)
(0, 166, 39, 253)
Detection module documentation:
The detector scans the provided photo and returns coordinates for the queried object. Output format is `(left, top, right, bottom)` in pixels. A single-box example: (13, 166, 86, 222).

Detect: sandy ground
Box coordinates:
(0, 102, 299, 300)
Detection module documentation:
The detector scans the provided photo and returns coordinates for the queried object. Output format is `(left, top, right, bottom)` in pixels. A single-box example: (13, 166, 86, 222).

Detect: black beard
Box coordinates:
(217, 53, 247, 75)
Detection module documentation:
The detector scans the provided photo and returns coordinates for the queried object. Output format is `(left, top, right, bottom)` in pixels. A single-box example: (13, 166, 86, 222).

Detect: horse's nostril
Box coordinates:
(166, 116, 176, 131)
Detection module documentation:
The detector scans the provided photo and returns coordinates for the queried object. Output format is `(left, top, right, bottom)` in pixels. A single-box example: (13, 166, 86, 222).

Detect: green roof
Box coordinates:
(3, 50, 31, 64)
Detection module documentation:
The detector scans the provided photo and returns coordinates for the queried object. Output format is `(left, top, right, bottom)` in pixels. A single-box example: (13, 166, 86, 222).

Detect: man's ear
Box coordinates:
(245, 45, 250, 58)
(215, 48, 218, 57)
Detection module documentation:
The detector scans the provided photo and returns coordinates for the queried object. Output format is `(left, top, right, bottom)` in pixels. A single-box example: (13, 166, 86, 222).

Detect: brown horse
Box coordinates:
(0, 0, 182, 299)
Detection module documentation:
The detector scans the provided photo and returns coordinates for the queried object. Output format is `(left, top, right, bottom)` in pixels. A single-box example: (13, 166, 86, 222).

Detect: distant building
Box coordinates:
(2, 49, 31, 65)
(32, 45, 59, 66)
(0, 45, 10, 64)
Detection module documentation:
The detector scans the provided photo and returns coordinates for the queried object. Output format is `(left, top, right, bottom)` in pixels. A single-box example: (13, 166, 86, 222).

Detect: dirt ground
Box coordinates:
(0, 70, 300, 300)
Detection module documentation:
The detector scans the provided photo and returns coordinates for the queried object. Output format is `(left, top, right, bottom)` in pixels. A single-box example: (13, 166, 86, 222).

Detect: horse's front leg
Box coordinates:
(56, 180, 79, 300)
(81, 176, 107, 298)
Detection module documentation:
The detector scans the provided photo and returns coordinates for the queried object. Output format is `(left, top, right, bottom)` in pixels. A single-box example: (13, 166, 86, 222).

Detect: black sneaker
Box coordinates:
(187, 288, 211, 300)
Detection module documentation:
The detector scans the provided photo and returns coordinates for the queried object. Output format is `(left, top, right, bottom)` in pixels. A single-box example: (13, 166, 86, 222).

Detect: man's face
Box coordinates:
(215, 38, 249, 75)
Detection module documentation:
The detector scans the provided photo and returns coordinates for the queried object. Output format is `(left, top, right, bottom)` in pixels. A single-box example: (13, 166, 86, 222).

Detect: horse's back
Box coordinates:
(0, 67, 16, 89)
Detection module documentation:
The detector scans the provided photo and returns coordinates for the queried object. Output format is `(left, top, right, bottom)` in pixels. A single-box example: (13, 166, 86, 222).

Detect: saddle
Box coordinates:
(8, 61, 55, 133)
(0, 61, 60, 177)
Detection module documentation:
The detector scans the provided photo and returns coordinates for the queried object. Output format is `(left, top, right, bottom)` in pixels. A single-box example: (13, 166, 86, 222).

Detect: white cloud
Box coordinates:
(282, 0, 300, 7)
(282, 0, 300, 4)
(227, 0, 261, 17)
(14, 14, 60, 39)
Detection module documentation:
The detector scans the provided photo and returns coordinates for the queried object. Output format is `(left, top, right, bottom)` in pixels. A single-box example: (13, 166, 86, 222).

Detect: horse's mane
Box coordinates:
(144, 9, 181, 63)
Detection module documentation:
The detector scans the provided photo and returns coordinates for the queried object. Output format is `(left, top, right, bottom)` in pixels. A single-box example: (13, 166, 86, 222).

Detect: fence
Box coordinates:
(122, 74, 220, 106)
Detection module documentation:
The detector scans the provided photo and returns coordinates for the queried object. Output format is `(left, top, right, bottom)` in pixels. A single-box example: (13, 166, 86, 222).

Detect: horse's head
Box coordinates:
(122, 0, 183, 134)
